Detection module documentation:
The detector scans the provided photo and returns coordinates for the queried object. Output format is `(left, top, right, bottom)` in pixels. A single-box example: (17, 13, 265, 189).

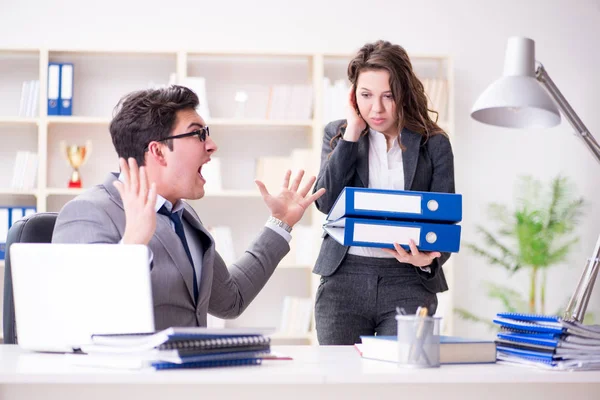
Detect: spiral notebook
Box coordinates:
(76, 327, 271, 369)
(88, 327, 270, 352)
(494, 312, 600, 370)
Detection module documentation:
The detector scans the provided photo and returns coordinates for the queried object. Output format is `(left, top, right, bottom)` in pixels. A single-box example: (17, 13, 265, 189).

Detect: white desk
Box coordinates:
(0, 345, 599, 400)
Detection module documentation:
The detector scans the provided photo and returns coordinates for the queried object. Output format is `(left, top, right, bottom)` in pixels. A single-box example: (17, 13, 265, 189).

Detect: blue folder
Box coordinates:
(496, 312, 561, 323)
(323, 217, 461, 253)
(326, 187, 462, 223)
(493, 317, 565, 334)
(497, 332, 560, 347)
(496, 345, 556, 361)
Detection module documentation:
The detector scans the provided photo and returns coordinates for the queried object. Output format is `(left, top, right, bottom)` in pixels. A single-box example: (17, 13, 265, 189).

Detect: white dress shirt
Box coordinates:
(348, 128, 404, 258)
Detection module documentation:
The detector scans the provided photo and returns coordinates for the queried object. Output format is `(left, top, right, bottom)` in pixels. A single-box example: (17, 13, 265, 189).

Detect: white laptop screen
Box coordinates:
(10, 243, 155, 352)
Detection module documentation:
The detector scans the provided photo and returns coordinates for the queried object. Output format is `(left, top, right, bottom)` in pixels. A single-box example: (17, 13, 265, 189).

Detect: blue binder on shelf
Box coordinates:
(59, 63, 73, 115)
(47, 63, 61, 116)
(0, 206, 36, 260)
(323, 217, 461, 253)
(326, 187, 462, 223)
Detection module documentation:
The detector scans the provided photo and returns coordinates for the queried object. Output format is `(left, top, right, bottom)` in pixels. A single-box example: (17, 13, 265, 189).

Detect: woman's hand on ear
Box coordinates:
(344, 85, 367, 142)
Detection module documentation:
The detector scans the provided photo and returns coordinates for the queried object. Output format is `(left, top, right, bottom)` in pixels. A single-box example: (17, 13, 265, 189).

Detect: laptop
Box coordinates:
(9, 243, 155, 352)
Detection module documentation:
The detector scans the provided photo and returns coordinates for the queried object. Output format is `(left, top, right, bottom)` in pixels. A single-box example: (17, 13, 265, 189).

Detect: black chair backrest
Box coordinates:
(2, 212, 58, 344)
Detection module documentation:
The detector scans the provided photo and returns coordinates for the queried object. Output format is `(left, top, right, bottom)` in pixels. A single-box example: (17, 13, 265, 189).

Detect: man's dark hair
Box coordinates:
(109, 85, 199, 166)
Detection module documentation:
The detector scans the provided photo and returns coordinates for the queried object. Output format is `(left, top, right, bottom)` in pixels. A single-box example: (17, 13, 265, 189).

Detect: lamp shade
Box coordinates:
(471, 37, 561, 129)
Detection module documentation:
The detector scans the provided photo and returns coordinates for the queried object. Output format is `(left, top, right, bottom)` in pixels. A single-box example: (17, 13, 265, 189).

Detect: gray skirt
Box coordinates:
(314, 254, 437, 345)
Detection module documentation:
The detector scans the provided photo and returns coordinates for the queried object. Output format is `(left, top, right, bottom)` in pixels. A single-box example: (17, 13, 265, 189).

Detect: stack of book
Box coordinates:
(493, 312, 600, 370)
(75, 327, 271, 370)
(322, 187, 462, 253)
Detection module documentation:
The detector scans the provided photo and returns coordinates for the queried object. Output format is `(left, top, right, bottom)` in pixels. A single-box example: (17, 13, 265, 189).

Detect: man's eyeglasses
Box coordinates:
(146, 126, 210, 150)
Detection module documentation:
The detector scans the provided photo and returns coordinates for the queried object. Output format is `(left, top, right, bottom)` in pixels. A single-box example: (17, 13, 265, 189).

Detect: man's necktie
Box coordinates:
(158, 206, 199, 302)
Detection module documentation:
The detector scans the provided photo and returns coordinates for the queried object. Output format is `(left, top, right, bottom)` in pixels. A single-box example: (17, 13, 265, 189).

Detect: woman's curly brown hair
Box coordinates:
(329, 40, 445, 151)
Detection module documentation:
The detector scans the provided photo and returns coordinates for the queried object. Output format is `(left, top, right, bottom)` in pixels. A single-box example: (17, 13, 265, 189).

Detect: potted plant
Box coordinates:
(455, 175, 588, 328)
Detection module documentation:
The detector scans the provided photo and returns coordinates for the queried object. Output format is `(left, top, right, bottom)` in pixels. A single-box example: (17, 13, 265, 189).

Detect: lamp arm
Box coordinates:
(536, 63, 600, 322)
(535, 64, 600, 162)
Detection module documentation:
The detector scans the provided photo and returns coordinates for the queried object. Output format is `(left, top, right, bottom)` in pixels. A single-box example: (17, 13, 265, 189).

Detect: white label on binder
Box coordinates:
(353, 223, 421, 246)
(354, 192, 421, 214)
(48, 65, 60, 100)
(61, 64, 73, 98)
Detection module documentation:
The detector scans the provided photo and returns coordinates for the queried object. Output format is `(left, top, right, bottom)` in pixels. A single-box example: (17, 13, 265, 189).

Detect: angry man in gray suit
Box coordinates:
(52, 85, 325, 330)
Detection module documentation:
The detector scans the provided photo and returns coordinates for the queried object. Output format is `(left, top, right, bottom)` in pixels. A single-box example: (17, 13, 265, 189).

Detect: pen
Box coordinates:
(408, 306, 430, 364)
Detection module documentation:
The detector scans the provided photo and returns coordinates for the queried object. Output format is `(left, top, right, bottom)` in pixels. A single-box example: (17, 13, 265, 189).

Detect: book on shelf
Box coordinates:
(255, 155, 291, 192)
(322, 187, 462, 253)
(255, 148, 318, 196)
(278, 296, 312, 335)
(11, 151, 38, 190)
(355, 335, 497, 365)
(180, 77, 211, 119)
(279, 224, 313, 266)
(266, 84, 313, 120)
(493, 312, 600, 370)
(207, 225, 235, 265)
(323, 78, 349, 123)
(202, 156, 223, 192)
(18, 80, 40, 118)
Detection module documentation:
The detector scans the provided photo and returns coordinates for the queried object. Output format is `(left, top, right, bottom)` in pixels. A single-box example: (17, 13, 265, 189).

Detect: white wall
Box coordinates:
(2, 0, 599, 338)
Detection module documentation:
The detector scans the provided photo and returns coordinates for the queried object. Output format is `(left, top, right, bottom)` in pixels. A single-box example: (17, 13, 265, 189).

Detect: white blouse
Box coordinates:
(348, 128, 404, 258)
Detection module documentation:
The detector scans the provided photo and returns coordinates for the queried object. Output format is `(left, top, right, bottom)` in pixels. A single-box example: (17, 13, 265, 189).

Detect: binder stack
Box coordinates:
(47, 62, 74, 116)
(77, 327, 271, 370)
(493, 312, 600, 370)
(322, 187, 462, 253)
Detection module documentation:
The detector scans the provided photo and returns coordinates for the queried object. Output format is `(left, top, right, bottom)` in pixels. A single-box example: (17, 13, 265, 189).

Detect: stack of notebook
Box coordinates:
(322, 187, 462, 253)
(493, 312, 600, 371)
(74, 327, 271, 370)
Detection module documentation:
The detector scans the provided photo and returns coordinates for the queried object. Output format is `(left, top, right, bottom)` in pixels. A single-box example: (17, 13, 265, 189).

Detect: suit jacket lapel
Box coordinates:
(153, 217, 196, 302)
(182, 205, 214, 307)
(401, 128, 421, 190)
(356, 134, 369, 188)
(102, 173, 196, 303)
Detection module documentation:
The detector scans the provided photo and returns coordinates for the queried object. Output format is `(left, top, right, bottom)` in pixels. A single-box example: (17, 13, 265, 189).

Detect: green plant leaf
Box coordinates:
(468, 174, 585, 317)
(486, 283, 528, 312)
(453, 308, 497, 330)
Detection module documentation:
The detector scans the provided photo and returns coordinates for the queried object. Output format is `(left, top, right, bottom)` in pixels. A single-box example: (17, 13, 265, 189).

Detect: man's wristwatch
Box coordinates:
(267, 216, 292, 233)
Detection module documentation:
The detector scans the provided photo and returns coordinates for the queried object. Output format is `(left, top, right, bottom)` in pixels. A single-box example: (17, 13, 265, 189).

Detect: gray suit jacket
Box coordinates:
(52, 174, 290, 330)
(313, 120, 455, 293)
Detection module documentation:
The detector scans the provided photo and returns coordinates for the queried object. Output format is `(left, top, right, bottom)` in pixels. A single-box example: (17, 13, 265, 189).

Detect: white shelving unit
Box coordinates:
(0, 48, 454, 343)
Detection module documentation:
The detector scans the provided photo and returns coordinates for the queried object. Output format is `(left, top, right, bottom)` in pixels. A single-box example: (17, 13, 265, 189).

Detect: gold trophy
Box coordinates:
(61, 140, 92, 188)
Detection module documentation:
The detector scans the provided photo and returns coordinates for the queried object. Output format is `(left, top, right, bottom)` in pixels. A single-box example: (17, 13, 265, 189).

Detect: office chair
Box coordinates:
(2, 212, 58, 344)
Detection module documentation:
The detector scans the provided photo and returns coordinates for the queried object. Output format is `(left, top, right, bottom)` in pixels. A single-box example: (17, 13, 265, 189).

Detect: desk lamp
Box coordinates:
(470, 36, 599, 322)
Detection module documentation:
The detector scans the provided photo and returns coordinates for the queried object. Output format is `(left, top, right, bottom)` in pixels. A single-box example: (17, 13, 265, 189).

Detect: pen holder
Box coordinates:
(396, 315, 441, 368)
